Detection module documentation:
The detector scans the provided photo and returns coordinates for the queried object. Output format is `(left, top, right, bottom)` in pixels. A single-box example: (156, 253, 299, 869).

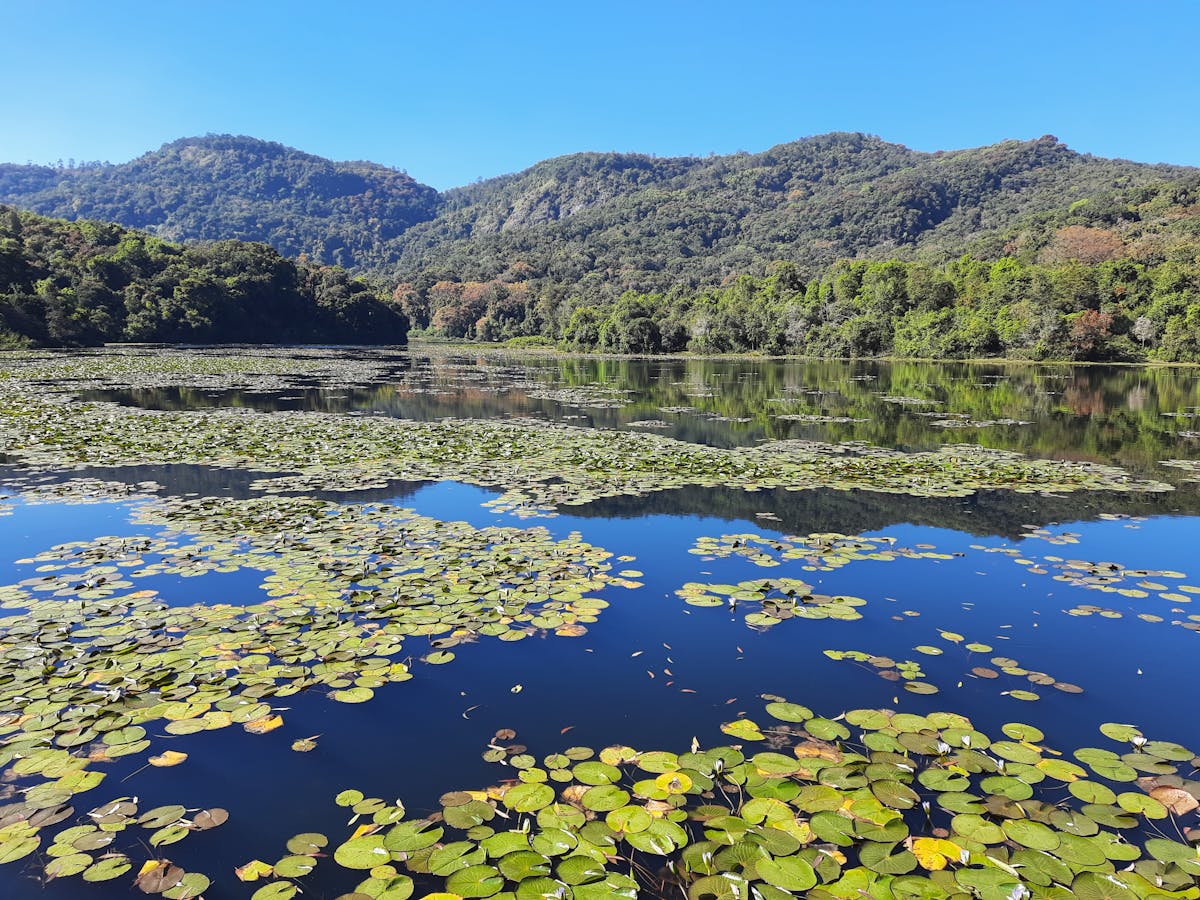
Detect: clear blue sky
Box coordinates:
(4, 0, 1197, 189)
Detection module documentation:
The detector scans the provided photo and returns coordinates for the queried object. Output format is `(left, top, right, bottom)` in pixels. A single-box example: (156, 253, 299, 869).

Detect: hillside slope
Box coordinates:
(0, 135, 441, 270)
(1, 133, 1193, 294)
(392, 134, 1193, 291)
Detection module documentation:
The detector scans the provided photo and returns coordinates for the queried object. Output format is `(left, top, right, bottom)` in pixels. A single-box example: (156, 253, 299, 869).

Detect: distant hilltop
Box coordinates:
(1, 132, 1193, 286)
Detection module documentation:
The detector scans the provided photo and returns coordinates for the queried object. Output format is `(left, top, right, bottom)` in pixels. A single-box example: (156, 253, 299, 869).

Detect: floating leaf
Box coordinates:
(334, 835, 391, 870)
(764, 701, 812, 723)
(235, 860, 276, 882)
(286, 833, 328, 855)
(82, 855, 132, 882)
(502, 783, 555, 813)
(331, 687, 374, 704)
(1099, 722, 1143, 742)
(135, 860, 185, 894)
(1001, 818, 1060, 851)
(250, 882, 297, 900)
(445, 864, 504, 897)
(148, 750, 188, 768)
(162, 873, 211, 900)
(1005, 690, 1040, 702)
(756, 855, 817, 891)
(1150, 785, 1200, 816)
(605, 805, 652, 834)
(244, 714, 284, 734)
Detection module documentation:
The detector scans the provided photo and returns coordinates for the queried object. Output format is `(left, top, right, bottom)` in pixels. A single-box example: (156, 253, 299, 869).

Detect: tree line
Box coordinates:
(0, 206, 408, 347)
(395, 173, 1200, 362)
(396, 248, 1200, 362)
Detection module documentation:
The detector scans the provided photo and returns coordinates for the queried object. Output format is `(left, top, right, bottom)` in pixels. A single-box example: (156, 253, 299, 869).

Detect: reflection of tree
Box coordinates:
(570, 484, 1200, 541)
(1062, 385, 1107, 417)
(85, 351, 1200, 480)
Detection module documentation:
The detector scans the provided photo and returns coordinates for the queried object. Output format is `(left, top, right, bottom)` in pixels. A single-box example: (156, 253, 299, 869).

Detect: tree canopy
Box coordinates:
(4, 133, 1200, 360)
(0, 206, 407, 347)
(397, 176, 1200, 362)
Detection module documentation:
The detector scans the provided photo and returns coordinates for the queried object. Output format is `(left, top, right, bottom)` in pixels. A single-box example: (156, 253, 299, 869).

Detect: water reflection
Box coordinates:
(82, 352, 1200, 476)
(5, 351, 1200, 899)
(570, 482, 1200, 540)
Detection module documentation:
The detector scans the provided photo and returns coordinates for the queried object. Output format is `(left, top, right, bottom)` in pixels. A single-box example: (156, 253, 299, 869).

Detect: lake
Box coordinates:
(1, 346, 1198, 900)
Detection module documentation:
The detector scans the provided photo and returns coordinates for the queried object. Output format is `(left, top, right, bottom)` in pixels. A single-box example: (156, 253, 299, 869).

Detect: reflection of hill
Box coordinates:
(568, 484, 1200, 540)
(9, 460, 1199, 540)
(17, 465, 428, 504)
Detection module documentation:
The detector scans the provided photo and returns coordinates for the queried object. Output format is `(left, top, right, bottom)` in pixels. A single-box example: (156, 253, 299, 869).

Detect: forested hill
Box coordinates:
(0, 136, 441, 270)
(399, 174, 1200, 363)
(1, 133, 1193, 289)
(0, 206, 408, 347)
(391, 134, 1193, 289)
(6, 132, 1200, 359)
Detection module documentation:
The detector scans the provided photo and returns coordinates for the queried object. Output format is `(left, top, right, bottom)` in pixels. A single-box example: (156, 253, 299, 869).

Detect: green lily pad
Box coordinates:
(445, 864, 505, 898)
(756, 855, 818, 890)
(335, 835, 391, 869)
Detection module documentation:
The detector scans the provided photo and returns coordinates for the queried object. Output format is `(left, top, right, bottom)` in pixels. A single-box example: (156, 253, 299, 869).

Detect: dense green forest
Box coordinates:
(4, 133, 1200, 359)
(2, 134, 1191, 285)
(0, 206, 408, 347)
(395, 176, 1200, 362)
(0, 136, 440, 270)
(390, 134, 1191, 292)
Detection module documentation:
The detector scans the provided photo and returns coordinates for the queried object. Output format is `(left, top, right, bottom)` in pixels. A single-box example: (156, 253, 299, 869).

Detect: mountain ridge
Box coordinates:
(1, 132, 1195, 289)
(0, 135, 441, 269)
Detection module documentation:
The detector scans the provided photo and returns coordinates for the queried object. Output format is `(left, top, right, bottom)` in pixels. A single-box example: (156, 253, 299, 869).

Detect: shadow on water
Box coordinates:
(5, 351, 1200, 899)
(567, 482, 1200, 540)
(9, 459, 1200, 544)
(2, 464, 430, 504)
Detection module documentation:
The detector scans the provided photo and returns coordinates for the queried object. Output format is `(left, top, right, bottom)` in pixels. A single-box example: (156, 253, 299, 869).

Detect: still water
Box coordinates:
(1, 348, 1199, 899)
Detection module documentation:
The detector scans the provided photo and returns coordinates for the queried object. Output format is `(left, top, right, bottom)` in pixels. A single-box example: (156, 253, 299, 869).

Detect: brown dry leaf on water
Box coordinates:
(1151, 785, 1200, 816)
(191, 808, 229, 830)
(135, 860, 184, 893)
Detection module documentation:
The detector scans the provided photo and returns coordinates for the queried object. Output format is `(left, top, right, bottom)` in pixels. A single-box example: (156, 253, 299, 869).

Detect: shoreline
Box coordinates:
(406, 338, 1200, 369)
(4, 339, 1198, 370)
